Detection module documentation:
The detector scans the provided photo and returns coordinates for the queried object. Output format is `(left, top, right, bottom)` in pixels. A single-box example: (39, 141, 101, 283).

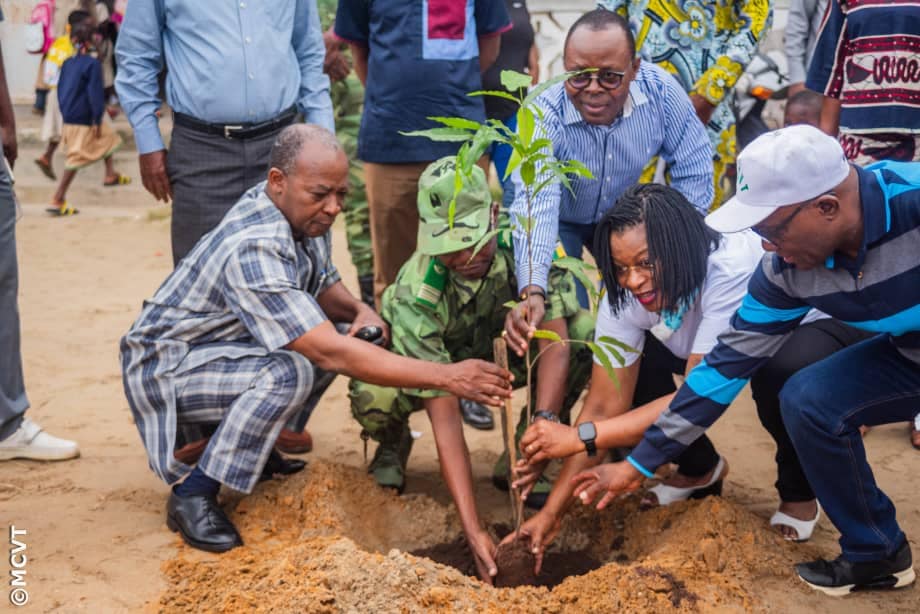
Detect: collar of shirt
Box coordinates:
(824, 165, 890, 271)
(560, 78, 649, 127)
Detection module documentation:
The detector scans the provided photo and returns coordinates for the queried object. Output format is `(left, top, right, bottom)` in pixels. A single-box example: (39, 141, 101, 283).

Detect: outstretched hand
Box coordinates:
(446, 359, 513, 407)
(571, 461, 644, 511)
(499, 511, 561, 575)
(468, 528, 498, 584)
(519, 420, 582, 464)
(503, 294, 545, 357)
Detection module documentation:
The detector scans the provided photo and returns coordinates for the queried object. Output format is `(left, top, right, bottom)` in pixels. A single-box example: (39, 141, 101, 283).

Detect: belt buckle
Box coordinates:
(223, 124, 244, 139)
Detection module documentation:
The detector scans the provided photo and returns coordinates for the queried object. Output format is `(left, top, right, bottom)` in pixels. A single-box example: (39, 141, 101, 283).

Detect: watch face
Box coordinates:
(577, 422, 597, 441)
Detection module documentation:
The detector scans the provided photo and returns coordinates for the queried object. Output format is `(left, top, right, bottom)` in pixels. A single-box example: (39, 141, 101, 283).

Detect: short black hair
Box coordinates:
(269, 124, 342, 175)
(564, 9, 636, 58)
(785, 89, 823, 113)
(593, 183, 720, 316)
(68, 10, 91, 27)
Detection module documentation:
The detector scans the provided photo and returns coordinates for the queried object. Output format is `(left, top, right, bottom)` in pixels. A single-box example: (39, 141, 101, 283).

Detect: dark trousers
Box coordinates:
(634, 333, 720, 477)
(780, 334, 920, 561)
(166, 122, 284, 266)
(751, 318, 873, 502)
(557, 220, 598, 309)
(0, 163, 28, 441)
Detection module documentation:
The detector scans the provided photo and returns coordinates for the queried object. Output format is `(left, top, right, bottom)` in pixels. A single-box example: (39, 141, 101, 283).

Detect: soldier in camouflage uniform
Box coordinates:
(349, 156, 592, 583)
(318, 0, 374, 305)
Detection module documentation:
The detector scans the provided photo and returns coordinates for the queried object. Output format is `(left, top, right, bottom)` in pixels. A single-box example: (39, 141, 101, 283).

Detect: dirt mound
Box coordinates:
(160, 461, 821, 612)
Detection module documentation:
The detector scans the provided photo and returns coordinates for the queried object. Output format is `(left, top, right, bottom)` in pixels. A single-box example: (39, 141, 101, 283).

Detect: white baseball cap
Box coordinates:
(706, 124, 850, 233)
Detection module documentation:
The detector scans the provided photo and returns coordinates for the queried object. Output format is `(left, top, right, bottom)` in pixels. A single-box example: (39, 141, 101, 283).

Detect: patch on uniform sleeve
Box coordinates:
(553, 241, 567, 261)
(416, 259, 448, 309)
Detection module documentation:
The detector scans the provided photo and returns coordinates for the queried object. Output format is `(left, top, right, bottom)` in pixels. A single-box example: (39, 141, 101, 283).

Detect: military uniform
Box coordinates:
(318, 0, 373, 295)
(349, 157, 593, 492)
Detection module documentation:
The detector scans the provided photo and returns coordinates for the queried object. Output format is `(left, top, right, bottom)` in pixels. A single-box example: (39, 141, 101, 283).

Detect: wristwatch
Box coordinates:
(532, 410, 560, 423)
(577, 422, 598, 457)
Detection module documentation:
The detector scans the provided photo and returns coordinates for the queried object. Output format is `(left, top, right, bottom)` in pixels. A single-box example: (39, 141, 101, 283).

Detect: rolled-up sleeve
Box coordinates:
(222, 239, 328, 351)
(114, 0, 167, 154)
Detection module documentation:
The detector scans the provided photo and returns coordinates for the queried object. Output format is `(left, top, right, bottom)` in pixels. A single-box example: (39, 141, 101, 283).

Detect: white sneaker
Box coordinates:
(0, 418, 80, 461)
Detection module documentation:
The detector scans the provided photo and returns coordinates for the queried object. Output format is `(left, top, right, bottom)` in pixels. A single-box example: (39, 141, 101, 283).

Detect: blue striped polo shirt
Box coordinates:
(630, 161, 920, 472)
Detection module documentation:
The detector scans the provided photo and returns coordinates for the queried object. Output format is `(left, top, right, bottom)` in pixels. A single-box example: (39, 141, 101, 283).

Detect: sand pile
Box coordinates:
(160, 461, 820, 613)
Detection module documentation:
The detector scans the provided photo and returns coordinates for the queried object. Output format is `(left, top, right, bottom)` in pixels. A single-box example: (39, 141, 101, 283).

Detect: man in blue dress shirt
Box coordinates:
(115, 0, 335, 266)
(511, 10, 713, 316)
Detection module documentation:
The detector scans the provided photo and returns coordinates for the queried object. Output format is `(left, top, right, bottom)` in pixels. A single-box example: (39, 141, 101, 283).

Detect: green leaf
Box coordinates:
(527, 138, 553, 155)
(553, 256, 599, 302)
(588, 341, 620, 390)
(514, 213, 535, 232)
(521, 160, 535, 186)
(470, 227, 503, 260)
(468, 89, 522, 103)
(503, 300, 519, 309)
(561, 159, 595, 179)
(400, 128, 473, 142)
(597, 341, 624, 366)
(517, 106, 535, 148)
(532, 329, 562, 343)
(504, 148, 523, 181)
(597, 335, 639, 356)
(501, 70, 533, 93)
(428, 116, 482, 131)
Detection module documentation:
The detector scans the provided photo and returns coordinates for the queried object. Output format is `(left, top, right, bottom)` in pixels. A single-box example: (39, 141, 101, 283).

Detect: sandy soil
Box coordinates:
(1, 110, 919, 612)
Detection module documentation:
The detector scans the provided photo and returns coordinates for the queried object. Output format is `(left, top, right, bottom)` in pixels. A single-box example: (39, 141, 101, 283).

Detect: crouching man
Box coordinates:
(120, 126, 512, 554)
(349, 157, 592, 584)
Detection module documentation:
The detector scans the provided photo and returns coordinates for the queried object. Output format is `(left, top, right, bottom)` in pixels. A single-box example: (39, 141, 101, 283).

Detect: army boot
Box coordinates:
(368, 427, 413, 493)
(358, 274, 375, 308)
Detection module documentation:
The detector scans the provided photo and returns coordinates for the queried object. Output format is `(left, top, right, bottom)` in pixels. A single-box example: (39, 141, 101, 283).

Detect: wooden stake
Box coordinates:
(493, 337, 524, 531)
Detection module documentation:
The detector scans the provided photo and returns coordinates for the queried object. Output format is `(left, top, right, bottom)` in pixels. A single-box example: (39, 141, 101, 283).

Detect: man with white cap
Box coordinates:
(559, 124, 920, 595)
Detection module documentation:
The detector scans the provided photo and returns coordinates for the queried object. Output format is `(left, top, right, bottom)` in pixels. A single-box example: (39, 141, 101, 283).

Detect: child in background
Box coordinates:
(783, 89, 823, 128)
(34, 9, 91, 181)
(48, 16, 129, 217)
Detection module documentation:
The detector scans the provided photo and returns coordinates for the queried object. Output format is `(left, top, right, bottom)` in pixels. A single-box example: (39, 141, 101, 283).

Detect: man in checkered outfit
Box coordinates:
(120, 125, 513, 554)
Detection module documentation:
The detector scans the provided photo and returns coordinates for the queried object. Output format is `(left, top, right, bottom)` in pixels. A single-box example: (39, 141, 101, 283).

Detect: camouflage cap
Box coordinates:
(417, 156, 492, 256)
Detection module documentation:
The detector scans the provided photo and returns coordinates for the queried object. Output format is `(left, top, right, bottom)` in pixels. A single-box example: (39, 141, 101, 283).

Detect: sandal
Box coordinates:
(771, 504, 821, 542)
(34, 157, 56, 180)
(45, 202, 79, 216)
(642, 456, 726, 507)
(103, 173, 132, 187)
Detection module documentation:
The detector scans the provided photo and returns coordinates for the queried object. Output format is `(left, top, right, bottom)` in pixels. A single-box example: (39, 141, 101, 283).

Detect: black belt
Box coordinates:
(173, 106, 298, 140)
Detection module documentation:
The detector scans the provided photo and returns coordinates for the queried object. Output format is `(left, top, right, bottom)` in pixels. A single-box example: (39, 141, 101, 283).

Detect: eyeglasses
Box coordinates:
(613, 260, 655, 279)
(566, 69, 628, 91)
(751, 203, 808, 245)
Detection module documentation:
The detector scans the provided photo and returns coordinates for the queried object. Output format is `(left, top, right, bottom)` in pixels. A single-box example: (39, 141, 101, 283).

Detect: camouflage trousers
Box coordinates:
(349, 310, 595, 449)
(333, 76, 373, 278)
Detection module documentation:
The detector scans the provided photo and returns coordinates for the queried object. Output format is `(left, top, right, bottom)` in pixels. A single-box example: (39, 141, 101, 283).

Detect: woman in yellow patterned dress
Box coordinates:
(598, 0, 772, 208)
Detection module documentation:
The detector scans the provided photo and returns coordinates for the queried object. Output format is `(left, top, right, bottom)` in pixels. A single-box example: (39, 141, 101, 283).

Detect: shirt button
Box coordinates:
(245, 36, 251, 43)
(239, 1, 246, 7)
(607, 154, 612, 159)
(248, 73, 254, 80)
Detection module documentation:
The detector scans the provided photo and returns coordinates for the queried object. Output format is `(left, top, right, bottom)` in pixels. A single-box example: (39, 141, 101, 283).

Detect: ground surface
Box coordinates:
(1, 107, 919, 612)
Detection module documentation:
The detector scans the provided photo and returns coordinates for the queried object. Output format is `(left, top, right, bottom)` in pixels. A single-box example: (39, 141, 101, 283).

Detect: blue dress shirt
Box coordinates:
(115, 0, 334, 154)
(511, 62, 714, 291)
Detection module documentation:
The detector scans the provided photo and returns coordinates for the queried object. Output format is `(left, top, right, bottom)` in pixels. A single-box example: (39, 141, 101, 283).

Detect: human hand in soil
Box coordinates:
(445, 360, 513, 406)
(467, 528, 498, 584)
(504, 292, 546, 356)
(571, 461, 643, 510)
(138, 150, 172, 202)
(501, 511, 561, 574)
(348, 303, 390, 346)
(520, 420, 582, 464)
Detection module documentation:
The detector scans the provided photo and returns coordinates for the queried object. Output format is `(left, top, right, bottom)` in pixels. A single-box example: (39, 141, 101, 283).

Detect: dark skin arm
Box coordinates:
(316, 280, 390, 345)
(528, 44, 540, 85)
(426, 395, 498, 584)
(285, 321, 512, 405)
(0, 44, 18, 167)
(478, 35, 501, 73)
(348, 44, 368, 86)
(689, 94, 716, 126)
(323, 25, 351, 82)
(819, 96, 841, 137)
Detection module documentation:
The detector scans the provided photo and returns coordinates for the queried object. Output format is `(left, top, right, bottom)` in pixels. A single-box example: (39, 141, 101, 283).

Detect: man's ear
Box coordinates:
(632, 56, 641, 72)
(267, 167, 286, 195)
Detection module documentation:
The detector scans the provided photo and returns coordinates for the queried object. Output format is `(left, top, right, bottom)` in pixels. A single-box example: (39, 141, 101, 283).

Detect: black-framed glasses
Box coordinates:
(566, 69, 627, 91)
(751, 203, 807, 244)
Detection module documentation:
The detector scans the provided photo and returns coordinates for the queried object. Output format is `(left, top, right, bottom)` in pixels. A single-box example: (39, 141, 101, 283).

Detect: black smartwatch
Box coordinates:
(577, 422, 598, 457)
(532, 410, 560, 423)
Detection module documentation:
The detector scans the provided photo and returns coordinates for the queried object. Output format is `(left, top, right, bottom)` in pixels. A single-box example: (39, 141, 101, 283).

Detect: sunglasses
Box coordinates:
(566, 69, 628, 91)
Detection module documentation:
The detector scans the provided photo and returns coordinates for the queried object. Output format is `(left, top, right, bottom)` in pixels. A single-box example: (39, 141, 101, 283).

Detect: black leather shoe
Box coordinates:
(358, 274, 375, 308)
(796, 539, 915, 596)
(460, 399, 494, 430)
(259, 450, 306, 482)
(166, 490, 243, 553)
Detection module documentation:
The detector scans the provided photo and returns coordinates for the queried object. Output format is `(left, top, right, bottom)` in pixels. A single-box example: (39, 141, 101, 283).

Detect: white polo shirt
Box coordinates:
(595, 230, 764, 367)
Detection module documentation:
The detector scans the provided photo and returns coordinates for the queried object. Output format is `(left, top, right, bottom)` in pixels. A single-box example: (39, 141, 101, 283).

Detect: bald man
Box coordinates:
(120, 125, 513, 553)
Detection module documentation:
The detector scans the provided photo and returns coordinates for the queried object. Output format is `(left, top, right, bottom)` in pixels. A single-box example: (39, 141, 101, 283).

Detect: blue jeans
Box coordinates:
(780, 334, 920, 562)
(558, 220, 598, 308)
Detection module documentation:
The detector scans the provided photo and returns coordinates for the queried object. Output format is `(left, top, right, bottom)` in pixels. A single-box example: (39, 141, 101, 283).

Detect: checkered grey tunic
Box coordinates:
(120, 182, 339, 487)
